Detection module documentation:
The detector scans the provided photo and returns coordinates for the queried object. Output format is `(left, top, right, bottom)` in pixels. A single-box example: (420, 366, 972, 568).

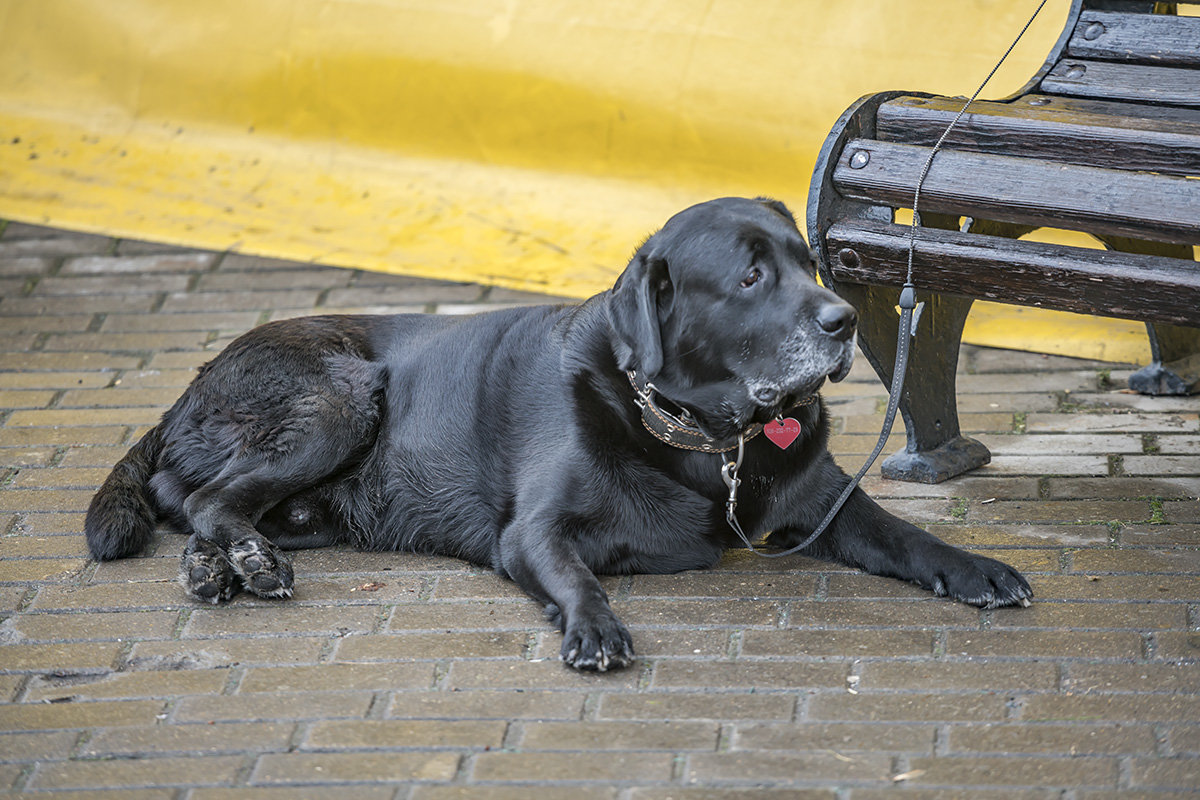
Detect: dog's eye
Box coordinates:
(740, 267, 762, 289)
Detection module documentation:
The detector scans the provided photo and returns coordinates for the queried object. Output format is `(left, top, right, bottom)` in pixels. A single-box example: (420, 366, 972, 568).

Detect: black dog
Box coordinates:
(86, 197, 1030, 670)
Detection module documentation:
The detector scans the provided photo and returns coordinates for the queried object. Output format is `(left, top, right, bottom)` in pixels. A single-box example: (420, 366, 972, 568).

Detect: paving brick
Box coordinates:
(686, 750, 892, 784)
(652, 660, 847, 691)
(127, 636, 326, 671)
(10, 466, 112, 488)
(252, 751, 460, 784)
(0, 255, 53, 276)
(947, 722, 1156, 756)
(304, 719, 507, 749)
(517, 720, 719, 751)
(447, 660, 639, 691)
(335, 631, 529, 661)
(903, 755, 1119, 788)
(1047, 477, 1200, 499)
(387, 601, 545, 632)
(968, 499, 1151, 524)
(982, 455, 1109, 476)
(0, 233, 111, 256)
(0, 427, 127, 447)
(161, 289, 322, 312)
(597, 692, 795, 722)
(238, 661, 435, 693)
(1022, 694, 1200, 723)
(0, 673, 25, 701)
(388, 690, 585, 721)
(733, 721, 935, 754)
(472, 751, 674, 783)
(6, 408, 162, 427)
(101, 311, 260, 333)
(1124, 456, 1200, 477)
(857, 660, 1058, 692)
(1129, 757, 1200, 789)
(30, 755, 244, 790)
(184, 604, 379, 637)
(1164, 500, 1200, 523)
(26, 669, 229, 702)
(948, 630, 1144, 659)
(1071, 547, 1200, 574)
(1066, 663, 1200, 694)
(612, 598, 783, 628)
(418, 788, 618, 800)
(809, 692, 1011, 722)
(0, 641, 121, 671)
(61, 253, 216, 274)
(29, 582, 185, 611)
(82, 721, 295, 756)
(636, 791, 838, 800)
(0, 556, 87, 581)
(0, 371, 112, 391)
(988, 600, 1184, 630)
(0, 730, 80, 761)
(787, 599, 982, 629)
(8, 609, 179, 642)
(0, 389, 56, 408)
(1028, 575, 1200, 601)
(0, 447, 56, 468)
(741, 629, 934, 658)
(0, 699, 166, 730)
(174, 690, 372, 723)
(932, 522, 1109, 548)
(43, 331, 208, 352)
(58, 387, 186, 408)
(34, 275, 190, 296)
(195, 788, 395, 800)
(1026, 411, 1198, 433)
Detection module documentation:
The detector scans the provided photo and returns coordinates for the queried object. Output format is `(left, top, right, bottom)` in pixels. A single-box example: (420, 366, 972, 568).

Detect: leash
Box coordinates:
(722, 0, 1050, 557)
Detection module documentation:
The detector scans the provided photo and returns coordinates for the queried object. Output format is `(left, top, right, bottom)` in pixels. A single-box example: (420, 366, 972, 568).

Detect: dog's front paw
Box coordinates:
(929, 551, 1032, 609)
(180, 537, 241, 604)
(227, 535, 294, 599)
(560, 612, 635, 672)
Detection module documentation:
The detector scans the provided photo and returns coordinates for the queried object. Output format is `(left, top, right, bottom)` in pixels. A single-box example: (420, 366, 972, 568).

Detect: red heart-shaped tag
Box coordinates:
(764, 417, 801, 449)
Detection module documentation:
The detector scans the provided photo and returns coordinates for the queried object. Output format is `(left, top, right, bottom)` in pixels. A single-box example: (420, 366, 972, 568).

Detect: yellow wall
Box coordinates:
(0, 0, 1155, 362)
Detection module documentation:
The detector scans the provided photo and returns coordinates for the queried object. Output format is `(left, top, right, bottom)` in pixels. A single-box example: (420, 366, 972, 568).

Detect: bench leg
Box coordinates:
(1129, 323, 1200, 395)
(1096, 237, 1199, 396)
(840, 281, 989, 484)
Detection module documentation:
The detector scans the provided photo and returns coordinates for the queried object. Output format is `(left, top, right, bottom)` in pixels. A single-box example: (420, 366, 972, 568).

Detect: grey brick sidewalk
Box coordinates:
(1, 218, 1198, 798)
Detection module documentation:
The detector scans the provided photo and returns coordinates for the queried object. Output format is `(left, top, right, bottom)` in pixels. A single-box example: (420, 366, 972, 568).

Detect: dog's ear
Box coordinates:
(608, 251, 672, 378)
(756, 196, 797, 227)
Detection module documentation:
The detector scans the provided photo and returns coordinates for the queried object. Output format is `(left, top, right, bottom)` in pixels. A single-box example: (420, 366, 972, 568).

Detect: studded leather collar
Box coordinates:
(623, 371, 743, 453)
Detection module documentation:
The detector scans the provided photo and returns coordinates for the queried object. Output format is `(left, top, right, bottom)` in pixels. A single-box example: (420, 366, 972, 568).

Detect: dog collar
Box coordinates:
(627, 370, 750, 453)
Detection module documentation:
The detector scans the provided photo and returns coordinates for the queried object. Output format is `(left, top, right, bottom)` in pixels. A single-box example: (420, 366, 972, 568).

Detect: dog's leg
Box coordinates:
(181, 473, 299, 601)
(769, 473, 1032, 609)
(499, 522, 634, 671)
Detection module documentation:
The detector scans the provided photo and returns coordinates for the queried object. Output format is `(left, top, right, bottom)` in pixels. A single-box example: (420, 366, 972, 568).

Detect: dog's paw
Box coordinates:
(180, 538, 241, 604)
(227, 535, 294, 599)
(560, 613, 635, 672)
(929, 552, 1032, 609)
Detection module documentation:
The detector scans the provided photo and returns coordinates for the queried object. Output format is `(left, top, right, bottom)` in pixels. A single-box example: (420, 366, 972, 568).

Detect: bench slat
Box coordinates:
(876, 95, 1200, 175)
(832, 139, 1200, 245)
(1067, 10, 1200, 67)
(824, 219, 1200, 328)
(1041, 58, 1200, 107)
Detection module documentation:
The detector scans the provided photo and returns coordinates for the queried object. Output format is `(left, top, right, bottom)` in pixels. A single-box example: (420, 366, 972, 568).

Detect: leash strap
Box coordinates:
(724, 0, 1049, 556)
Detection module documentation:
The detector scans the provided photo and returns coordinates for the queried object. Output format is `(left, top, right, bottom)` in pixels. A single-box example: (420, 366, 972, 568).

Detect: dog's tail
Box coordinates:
(84, 425, 165, 561)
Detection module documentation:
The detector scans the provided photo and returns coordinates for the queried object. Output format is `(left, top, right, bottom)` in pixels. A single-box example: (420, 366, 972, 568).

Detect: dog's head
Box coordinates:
(608, 196, 857, 439)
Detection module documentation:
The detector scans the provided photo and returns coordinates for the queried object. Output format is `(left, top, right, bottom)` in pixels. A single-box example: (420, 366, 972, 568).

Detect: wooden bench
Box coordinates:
(806, 0, 1200, 484)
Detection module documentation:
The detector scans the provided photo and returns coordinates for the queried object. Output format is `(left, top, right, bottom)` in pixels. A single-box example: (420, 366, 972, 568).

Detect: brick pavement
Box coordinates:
(0, 218, 1198, 798)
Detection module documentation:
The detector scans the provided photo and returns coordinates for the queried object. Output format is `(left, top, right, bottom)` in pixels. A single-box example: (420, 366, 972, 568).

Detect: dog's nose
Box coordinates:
(817, 301, 857, 341)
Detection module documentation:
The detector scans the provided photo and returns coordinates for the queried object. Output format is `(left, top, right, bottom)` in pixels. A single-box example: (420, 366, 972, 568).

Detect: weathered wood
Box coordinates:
(825, 218, 1200, 328)
(1015, 94, 1200, 125)
(832, 139, 1200, 245)
(876, 95, 1200, 175)
(1067, 10, 1200, 66)
(1041, 58, 1200, 106)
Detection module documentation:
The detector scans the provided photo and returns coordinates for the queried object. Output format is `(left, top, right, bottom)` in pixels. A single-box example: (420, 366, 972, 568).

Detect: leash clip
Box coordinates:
(720, 433, 745, 519)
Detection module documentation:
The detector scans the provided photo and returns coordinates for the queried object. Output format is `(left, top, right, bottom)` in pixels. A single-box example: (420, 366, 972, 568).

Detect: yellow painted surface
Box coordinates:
(0, 0, 1158, 362)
